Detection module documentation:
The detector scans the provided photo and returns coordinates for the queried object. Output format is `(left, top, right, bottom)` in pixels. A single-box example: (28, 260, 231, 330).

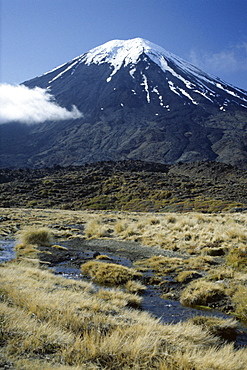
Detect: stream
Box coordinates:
(54, 248, 247, 348)
(1, 240, 247, 347)
(0, 240, 16, 263)
(54, 254, 237, 324)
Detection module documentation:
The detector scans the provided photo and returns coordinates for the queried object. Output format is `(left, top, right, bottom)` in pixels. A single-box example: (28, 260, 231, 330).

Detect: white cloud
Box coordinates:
(0, 83, 83, 124)
(189, 43, 247, 74)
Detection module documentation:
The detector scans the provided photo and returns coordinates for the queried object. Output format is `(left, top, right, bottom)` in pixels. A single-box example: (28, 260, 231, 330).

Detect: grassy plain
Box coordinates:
(1, 207, 247, 368)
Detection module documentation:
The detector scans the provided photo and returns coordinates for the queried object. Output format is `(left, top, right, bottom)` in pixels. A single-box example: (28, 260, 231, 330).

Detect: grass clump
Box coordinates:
(233, 285, 247, 321)
(81, 260, 142, 286)
(14, 242, 38, 258)
(134, 255, 184, 276)
(84, 219, 113, 238)
(226, 247, 247, 270)
(180, 280, 229, 308)
(96, 288, 142, 308)
(189, 316, 239, 342)
(95, 254, 112, 260)
(17, 226, 54, 246)
(51, 244, 68, 250)
(1, 249, 247, 368)
(176, 270, 201, 283)
(125, 280, 146, 294)
(202, 246, 226, 256)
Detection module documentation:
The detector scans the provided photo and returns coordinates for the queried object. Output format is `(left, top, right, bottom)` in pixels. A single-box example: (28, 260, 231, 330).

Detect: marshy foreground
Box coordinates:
(1, 207, 247, 369)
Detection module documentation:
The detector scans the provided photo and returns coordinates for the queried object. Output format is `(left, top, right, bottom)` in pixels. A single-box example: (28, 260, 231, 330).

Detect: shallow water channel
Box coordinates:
(54, 252, 234, 324)
(0, 240, 16, 263)
(1, 240, 247, 347)
(54, 248, 247, 347)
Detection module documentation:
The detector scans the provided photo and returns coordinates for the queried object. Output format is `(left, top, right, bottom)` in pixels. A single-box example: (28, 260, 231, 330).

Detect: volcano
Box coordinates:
(1, 37, 247, 168)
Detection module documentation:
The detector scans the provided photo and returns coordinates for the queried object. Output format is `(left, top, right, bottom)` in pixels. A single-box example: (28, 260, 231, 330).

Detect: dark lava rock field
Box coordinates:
(0, 160, 247, 212)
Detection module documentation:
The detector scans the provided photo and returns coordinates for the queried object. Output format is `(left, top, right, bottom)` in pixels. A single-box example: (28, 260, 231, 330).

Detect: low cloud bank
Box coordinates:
(0, 83, 83, 124)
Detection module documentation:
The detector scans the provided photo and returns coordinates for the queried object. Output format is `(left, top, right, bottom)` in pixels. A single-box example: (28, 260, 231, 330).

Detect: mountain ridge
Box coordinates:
(26, 38, 247, 112)
(1, 38, 247, 168)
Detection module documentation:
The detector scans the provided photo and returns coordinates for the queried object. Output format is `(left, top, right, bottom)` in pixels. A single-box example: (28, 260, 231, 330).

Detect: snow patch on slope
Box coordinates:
(48, 60, 80, 84)
(141, 74, 150, 103)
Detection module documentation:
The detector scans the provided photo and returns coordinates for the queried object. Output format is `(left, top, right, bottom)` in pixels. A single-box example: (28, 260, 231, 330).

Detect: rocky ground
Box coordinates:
(0, 160, 247, 212)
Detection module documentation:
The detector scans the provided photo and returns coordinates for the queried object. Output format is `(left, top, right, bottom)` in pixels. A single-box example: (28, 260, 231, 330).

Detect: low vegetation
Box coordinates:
(1, 259, 247, 369)
(0, 160, 247, 212)
(188, 316, 240, 342)
(180, 280, 228, 307)
(1, 207, 247, 368)
(81, 260, 142, 286)
(17, 226, 54, 246)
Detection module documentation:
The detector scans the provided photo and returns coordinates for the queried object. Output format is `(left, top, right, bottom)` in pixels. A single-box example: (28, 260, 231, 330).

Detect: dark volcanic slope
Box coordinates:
(0, 160, 246, 212)
(1, 38, 247, 168)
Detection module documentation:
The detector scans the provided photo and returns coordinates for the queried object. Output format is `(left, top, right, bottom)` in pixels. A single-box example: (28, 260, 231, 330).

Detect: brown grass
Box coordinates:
(176, 270, 200, 283)
(226, 247, 247, 270)
(189, 316, 239, 342)
(1, 208, 247, 255)
(17, 226, 54, 246)
(125, 280, 146, 294)
(180, 280, 228, 307)
(14, 242, 38, 258)
(232, 285, 247, 321)
(134, 255, 184, 275)
(81, 260, 142, 286)
(1, 208, 247, 368)
(0, 254, 247, 368)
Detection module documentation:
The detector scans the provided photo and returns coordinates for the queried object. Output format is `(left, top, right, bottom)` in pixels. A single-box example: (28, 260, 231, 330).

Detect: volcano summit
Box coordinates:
(1, 38, 247, 168)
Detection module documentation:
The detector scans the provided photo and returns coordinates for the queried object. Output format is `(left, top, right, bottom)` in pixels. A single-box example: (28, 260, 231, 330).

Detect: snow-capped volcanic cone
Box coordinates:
(25, 37, 247, 112)
(1, 38, 247, 168)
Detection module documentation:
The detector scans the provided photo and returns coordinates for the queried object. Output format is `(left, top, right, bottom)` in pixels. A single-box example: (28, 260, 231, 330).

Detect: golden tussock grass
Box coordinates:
(1, 208, 247, 255)
(95, 254, 112, 260)
(81, 260, 142, 286)
(232, 285, 247, 321)
(180, 280, 227, 307)
(51, 244, 69, 250)
(226, 246, 247, 270)
(176, 270, 200, 283)
(14, 242, 38, 258)
(1, 208, 247, 368)
(17, 226, 54, 246)
(84, 218, 112, 238)
(1, 259, 247, 369)
(189, 316, 239, 342)
(125, 280, 146, 294)
(134, 255, 185, 275)
(206, 265, 235, 281)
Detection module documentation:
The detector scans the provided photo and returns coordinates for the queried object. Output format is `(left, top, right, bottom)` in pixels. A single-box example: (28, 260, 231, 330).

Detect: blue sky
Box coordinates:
(1, 0, 247, 90)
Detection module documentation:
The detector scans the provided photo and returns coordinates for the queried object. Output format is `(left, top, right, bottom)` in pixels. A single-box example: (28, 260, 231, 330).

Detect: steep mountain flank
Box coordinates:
(1, 38, 247, 168)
